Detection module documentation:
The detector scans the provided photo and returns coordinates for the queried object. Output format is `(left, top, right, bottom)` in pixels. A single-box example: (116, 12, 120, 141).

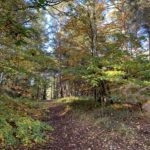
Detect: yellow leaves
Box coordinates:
(59, 105, 71, 117)
(96, 3, 104, 13)
(102, 70, 125, 82)
(103, 70, 125, 77)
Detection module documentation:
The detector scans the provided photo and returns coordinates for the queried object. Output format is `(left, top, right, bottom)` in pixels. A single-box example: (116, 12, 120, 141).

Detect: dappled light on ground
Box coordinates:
(30, 97, 150, 150)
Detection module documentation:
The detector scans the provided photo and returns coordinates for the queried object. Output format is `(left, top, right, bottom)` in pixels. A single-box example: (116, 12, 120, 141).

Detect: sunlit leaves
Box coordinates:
(0, 95, 53, 147)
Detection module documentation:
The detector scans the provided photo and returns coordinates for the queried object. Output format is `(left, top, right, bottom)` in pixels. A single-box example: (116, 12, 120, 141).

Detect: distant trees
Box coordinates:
(53, 0, 150, 103)
(0, 0, 57, 100)
(127, 0, 150, 58)
(0, 0, 149, 102)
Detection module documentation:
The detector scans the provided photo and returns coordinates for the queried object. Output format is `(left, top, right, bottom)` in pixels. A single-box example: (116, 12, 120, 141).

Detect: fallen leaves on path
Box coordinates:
(28, 102, 150, 150)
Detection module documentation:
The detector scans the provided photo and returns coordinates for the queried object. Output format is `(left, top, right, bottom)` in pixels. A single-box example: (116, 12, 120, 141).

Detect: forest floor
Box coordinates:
(30, 100, 150, 150)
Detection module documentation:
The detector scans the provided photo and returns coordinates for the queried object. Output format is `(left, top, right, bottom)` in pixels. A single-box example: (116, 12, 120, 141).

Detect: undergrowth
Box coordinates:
(0, 94, 53, 148)
(57, 96, 144, 139)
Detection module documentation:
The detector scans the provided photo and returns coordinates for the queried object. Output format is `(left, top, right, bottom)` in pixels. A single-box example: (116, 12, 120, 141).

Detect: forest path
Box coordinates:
(30, 101, 150, 150)
(31, 101, 105, 150)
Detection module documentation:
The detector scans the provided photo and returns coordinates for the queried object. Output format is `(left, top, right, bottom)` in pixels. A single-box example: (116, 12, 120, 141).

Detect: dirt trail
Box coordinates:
(31, 102, 105, 150)
(30, 102, 150, 150)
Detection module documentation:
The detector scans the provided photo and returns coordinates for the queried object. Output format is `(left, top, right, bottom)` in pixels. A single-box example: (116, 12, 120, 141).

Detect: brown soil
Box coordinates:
(27, 102, 150, 150)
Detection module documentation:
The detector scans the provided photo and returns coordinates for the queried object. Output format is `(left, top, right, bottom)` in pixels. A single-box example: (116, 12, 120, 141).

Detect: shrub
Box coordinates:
(15, 117, 52, 146)
(0, 94, 53, 148)
(0, 118, 16, 146)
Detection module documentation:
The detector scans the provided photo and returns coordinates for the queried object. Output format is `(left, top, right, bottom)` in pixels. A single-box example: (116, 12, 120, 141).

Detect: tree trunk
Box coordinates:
(148, 30, 150, 61)
(42, 83, 47, 100)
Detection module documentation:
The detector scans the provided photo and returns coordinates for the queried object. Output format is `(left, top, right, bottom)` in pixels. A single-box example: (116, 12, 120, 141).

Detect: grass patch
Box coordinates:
(56, 96, 100, 111)
(57, 96, 144, 139)
(56, 96, 93, 104)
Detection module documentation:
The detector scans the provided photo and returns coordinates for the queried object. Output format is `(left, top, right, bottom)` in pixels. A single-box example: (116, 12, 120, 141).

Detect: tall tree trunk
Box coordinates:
(51, 83, 53, 99)
(148, 30, 150, 61)
(36, 86, 40, 100)
(53, 74, 58, 99)
(94, 87, 97, 101)
(59, 75, 64, 98)
(42, 83, 47, 100)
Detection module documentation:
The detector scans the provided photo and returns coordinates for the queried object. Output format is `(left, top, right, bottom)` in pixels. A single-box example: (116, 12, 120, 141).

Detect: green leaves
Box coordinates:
(15, 117, 52, 145)
(102, 70, 125, 82)
(0, 95, 53, 147)
(0, 117, 52, 147)
(0, 118, 16, 146)
(39, 0, 45, 4)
